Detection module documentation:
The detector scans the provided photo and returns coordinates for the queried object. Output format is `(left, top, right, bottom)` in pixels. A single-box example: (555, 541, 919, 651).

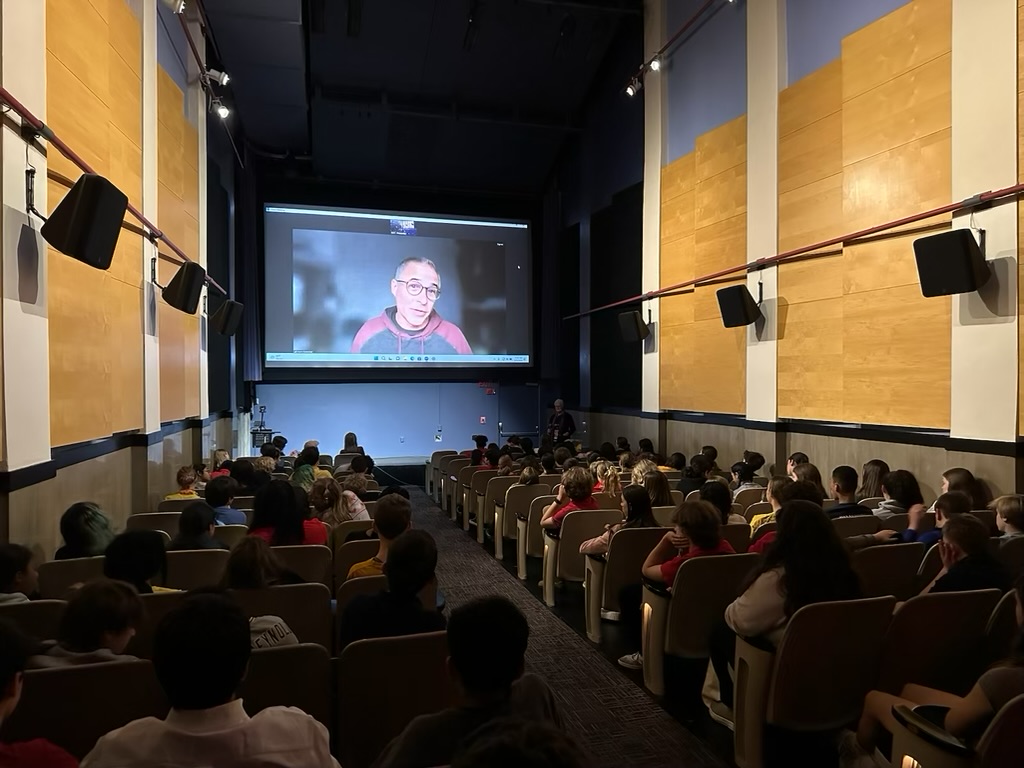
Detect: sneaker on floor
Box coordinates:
(708, 701, 735, 731)
(617, 652, 643, 670)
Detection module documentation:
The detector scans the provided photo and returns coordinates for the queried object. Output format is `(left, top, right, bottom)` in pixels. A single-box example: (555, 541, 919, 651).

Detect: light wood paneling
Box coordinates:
(694, 214, 746, 277)
(779, 59, 842, 138)
(779, 112, 842, 195)
(778, 174, 844, 254)
(695, 115, 746, 181)
(661, 155, 695, 201)
(694, 163, 746, 230)
(777, 297, 844, 420)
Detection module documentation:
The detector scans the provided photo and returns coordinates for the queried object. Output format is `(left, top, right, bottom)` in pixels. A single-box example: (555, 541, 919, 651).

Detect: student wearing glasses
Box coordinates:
(350, 257, 473, 355)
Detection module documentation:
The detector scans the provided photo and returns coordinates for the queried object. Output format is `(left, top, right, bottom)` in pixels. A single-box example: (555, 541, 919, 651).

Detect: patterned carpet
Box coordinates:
(410, 488, 728, 768)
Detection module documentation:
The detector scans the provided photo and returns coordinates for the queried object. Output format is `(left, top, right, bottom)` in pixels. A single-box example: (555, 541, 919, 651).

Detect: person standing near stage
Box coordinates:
(546, 399, 576, 444)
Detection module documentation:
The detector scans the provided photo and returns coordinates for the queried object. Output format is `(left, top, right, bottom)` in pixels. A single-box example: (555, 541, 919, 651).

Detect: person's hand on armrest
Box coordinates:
(540, 486, 568, 529)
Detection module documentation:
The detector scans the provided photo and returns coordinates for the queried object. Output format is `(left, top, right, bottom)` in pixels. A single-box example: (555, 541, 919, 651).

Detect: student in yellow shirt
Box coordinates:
(164, 466, 199, 501)
(346, 494, 412, 580)
(748, 475, 792, 531)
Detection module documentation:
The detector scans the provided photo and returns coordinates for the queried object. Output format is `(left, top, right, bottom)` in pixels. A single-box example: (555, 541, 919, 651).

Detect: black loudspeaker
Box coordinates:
(40, 174, 128, 270)
(913, 230, 990, 297)
(162, 261, 206, 314)
(717, 285, 762, 328)
(618, 310, 650, 342)
(212, 300, 243, 336)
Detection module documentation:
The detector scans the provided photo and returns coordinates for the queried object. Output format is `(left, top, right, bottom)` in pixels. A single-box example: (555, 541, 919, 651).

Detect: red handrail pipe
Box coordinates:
(565, 183, 1024, 320)
(0, 85, 227, 296)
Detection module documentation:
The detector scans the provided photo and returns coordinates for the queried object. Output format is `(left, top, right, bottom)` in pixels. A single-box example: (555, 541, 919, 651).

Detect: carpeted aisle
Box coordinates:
(409, 487, 728, 768)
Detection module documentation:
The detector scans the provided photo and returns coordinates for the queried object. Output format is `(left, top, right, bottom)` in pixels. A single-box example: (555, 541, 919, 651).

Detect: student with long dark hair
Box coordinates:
(248, 480, 326, 546)
(677, 454, 717, 497)
(708, 501, 861, 720)
(731, 461, 760, 498)
(56, 502, 115, 560)
(937, 467, 982, 509)
(792, 462, 828, 500)
(700, 481, 747, 526)
(857, 459, 890, 501)
(873, 469, 925, 520)
(642, 470, 674, 508)
(104, 531, 172, 594)
(580, 485, 658, 556)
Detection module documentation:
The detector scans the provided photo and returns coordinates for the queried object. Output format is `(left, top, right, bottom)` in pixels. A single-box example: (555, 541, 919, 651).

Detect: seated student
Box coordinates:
(540, 452, 557, 475)
(0, 619, 78, 766)
(81, 593, 338, 768)
(616, 436, 631, 456)
(469, 449, 486, 468)
(339, 530, 445, 648)
(375, 597, 560, 768)
(700, 480, 747, 526)
(311, 477, 367, 526)
(994, 494, 1024, 543)
(792, 462, 828, 500)
(342, 431, 366, 456)
(849, 577, 1024, 762)
(461, 434, 489, 458)
(104, 531, 175, 594)
(731, 461, 760, 498)
(708, 500, 861, 721)
(271, 435, 288, 454)
(289, 445, 324, 492)
(0, 545, 37, 605)
(517, 466, 540, 486)
(667, 452, 687, 472)
(341, 472, 371, 505)
(553, 446, 572, 471)
(638, 437, 655, 455)
(596, 441, 616, 462)
(540, 467, 598, 530)
(164, 466, 199, 500)
(743, 450, 766, 479)
(210, 449, 231, 478)
(495, 455, 515, 477)
(30, 579, 142, 667)
(248, 480, 327, 546)
(934, 467, 983, 511)
(677, 455, 718, 496)
(483, 449, 499, 470)
(629, 459, 657, 487)
(347, 493, 413, 580)
(168, 502, 229, 552)
(785, 451, 809, 477)
(873, 469, 925, 520)
(902, 491, 970, 548)
(205, 475, 246, 526)
(595, 461, 622, 498)
(220, 536, 304, 647)
(748, 475, 794, 531)
(857, 458, 890, 501)
(580, 485, 658, 557)
(748, 480, 825, 554)
(260, 441, 287, 472)
(561, 457, 579, 472)
(253, 455, 276, 479)
(642, 470, 674, 508)
(347, 454, 371, 478)
(828, 465, 871, 518)
(230, 460, 268, 497)
(193, 463, 211, 491)
(451, 717, 589, 768)
(920, 514, 1010, 595)
(616, 501, 734, 671)
(702, 445, 730, 480)
(55, 501, 117, 560)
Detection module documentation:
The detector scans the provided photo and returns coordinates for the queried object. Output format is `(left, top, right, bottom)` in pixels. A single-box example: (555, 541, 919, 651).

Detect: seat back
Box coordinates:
(525, 496, 556, 557)
(859, 496, 884, 509)
(767, 596, 896, 729)
(556, 509, 623, 582)
(876, 589, 1002, 696)
(456, 465, 480, 512)
(37, 557, 105, 599)
(0, 600, 66, 642)
(977, 693, 1024, 768)
(483, 476, 519, 524)
(822, 499, 837, 512)
(985, 589, 1020, 664)
(336, 631, 456, 768)
(334, 452, 362, 470)
(332, 519, 373, 546)
(2, 660, 168, 758)
(272, 545, 332, 586)
(666, 552, 761, 657)
(852, 542, 925, 601)
(162, 549, 231, 590)
(336, 575, 388, 629)
(833, 515, 880, 538)
(156, 499, 195, 513)
(652, 505, 675, 526)
(232, 583, 333, 649)
(972, 509, 998, 535)
(720, 523, 751, 553)
(232, 495, 256, 511)
(593, 492, 622, 510)
(470, 468, 499, 500)
(734, 488, 764, 509)
(684, 490, 700, 501)
(670, 490, 684, 505)
(996, 535, 1024, 580)
(212, 524, 249, 549)
(751, 522, 777, 544)
(127, 591, 187, 658)
(126, 511, 182, 535)
(885, 512, 910, 532)
(240, 643, 331, 727)
(745, 501, 772, 522)
(502, 484, 551, 540)
(334, 539, 381, 585)
(917, 542, 943, 588)
(538, 473, 562, 486)
(601, 528, 671, 612)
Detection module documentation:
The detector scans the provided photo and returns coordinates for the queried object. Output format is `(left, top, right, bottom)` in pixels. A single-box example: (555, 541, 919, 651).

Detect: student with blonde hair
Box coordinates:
(310, 477, 369, 526)
(993, 494, 1024, 544)
(596, 461, 622, 498)
(517, 466, 540, 486)
(630, 459, 657, 487)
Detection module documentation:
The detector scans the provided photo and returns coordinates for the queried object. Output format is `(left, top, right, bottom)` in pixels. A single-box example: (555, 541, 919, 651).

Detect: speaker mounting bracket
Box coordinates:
(24, 167, 47, 223)
(150, 256, 166, 291)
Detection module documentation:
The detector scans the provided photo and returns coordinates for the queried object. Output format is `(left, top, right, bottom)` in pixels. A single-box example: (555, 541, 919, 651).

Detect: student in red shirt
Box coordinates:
(248, 481, 328, 546)
(540, 467, 599, 530)
(0, 619, 77, 767)
(642, 500, 735, 586)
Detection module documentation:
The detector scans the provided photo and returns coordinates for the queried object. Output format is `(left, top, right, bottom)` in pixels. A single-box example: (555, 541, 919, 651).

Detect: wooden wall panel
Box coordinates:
(46, 0, 144, 446)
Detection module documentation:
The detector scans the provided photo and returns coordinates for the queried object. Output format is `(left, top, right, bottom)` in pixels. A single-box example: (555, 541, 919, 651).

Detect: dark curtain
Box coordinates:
(237, 146, 263, 406)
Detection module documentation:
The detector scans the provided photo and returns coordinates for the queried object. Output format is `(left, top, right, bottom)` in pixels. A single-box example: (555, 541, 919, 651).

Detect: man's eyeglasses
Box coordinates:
(396, 280, 441, 301)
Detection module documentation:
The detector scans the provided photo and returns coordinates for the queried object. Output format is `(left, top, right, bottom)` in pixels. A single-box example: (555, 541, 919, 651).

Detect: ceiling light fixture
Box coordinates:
(649, 57, 661, 72)
(625, 77, 643, 98)
(207, 68, 230, 86)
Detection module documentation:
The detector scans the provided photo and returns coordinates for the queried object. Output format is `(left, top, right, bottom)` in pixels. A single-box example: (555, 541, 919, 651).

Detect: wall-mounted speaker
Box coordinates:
(717, 285, 762, 328)
(618, 310, 650, 342)
(913, 230, 990, 297)
(212, 300, 243, 336)
(40, 174, 128, 270)
(162, 261, 206, 314)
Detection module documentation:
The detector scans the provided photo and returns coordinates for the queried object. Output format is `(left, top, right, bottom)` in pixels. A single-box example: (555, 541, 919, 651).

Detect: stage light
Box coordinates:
(649, 58, 661, 72)
(212, 100, 230, 120)
(625, 77, 643, 97)
(207, 68, 230, 86)
(162, 0, 186, 13)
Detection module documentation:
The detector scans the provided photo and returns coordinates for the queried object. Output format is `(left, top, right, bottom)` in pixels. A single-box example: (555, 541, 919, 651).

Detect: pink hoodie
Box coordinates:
(351, 306, 473, 355)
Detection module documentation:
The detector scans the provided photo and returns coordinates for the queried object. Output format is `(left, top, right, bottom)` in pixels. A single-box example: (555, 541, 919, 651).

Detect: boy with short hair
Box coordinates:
(0, 545, 37, 605)
(346, 494, 413, 580)
(922, 514, 1010, 595)
(204, 476, 246, 526)
(903, 490, 972, 547)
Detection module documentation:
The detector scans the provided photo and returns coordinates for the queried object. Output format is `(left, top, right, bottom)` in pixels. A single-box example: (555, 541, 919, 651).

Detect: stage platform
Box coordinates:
(372, 456, 429, 488)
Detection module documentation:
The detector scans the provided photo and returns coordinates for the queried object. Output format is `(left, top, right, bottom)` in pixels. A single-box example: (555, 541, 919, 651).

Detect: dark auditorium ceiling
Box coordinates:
(203, 0, 641, 194)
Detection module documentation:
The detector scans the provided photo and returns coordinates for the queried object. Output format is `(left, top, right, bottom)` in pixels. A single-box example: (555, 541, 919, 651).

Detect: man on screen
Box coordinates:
(351, 257, 473, 355)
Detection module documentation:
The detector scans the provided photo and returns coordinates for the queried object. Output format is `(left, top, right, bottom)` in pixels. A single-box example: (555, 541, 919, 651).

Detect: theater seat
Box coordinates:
(985, 589, 1020, 663)
(0, 599, 66, 642)
(333, 539, 381, 587)
(890, 694, 1024, 768)
(336, 575, 388, 643)
(336, 630, 456, 768)
(583, 527, 668, 643)
(593, 492, 623, 510)
(832, 515, 880, 538)
(542, 509, 621, 607)
(652, 505, 675, 526)
(232, 495, 256, 511)
(37, 556, 104, 599)
(212, 524, 248, 549)
(859, 497, 884, 509)
(126, 512, 182, 536)
(155, 499, 193, 513)
(852, 542, 925, 601)
(467, 469, 499, 532)
(2, 660, 168, 758)
(240, 643, 331, 727)
(750, 522, 777, 545)
(128, 592, 187, 658)
(995, 535, 1024, 580)
(733, 596, 895, 768)
(496, 484, 550, 561)
(232, 583, 333, 650)
(720, 523, 751, 554)
(744, 502, 771, 523)
(733, 488, 763, 510)
(162, 549, 231, 590)
(516, 495, 555, 580)
(271, 545, 331, 587)
(478, 476, 518, 544)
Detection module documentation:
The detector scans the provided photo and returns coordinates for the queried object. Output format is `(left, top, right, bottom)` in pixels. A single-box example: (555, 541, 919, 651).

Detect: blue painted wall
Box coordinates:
(786, 0, 908, 84)
(253, 382, 541, 459)
(157, 0, 189, 93)
(664, 0, 747, 163)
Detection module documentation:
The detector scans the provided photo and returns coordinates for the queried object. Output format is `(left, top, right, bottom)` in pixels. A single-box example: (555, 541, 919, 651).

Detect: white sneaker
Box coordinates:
(617, 652, 643, 670)
(708, 701, 735, 731)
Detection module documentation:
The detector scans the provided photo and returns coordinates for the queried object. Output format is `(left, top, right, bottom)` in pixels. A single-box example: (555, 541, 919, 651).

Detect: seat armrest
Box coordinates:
(642, 576, 671, 599)
(543, 528, 561, 541)
(585, 553, 607, 564)
(495, 501, 504, 508)
(516, 512, 529, 522)
(891, 705, 970, 757)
